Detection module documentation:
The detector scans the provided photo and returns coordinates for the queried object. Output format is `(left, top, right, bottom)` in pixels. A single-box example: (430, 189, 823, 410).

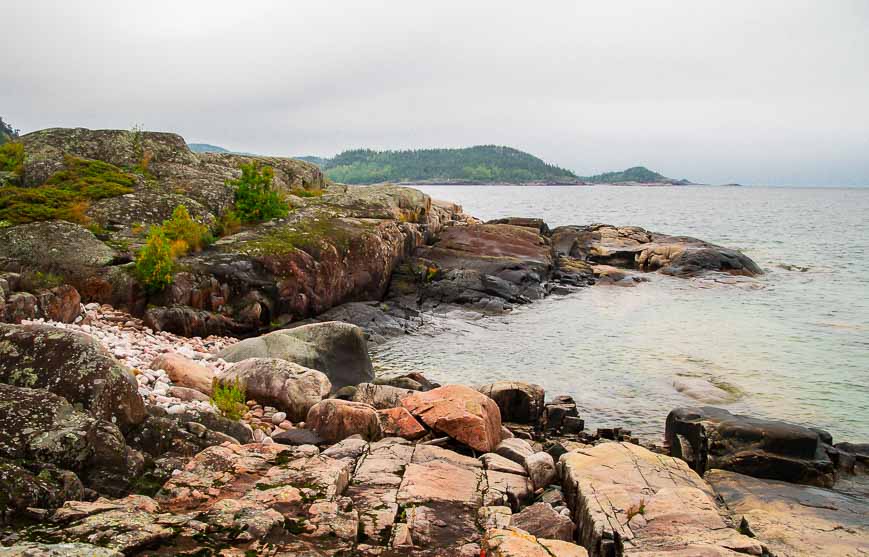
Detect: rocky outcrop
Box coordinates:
(559, 442, 761, 556)
(0, 323, 145, 432)
(0, 220, 117, 272)
(402, 384, 503, 452)
(709, 469, 869, 557)
(552, 224, 762, 277)
(666, 406, 836, 487)
(217, 321, 374, 390)
(221, 358, 331, 421)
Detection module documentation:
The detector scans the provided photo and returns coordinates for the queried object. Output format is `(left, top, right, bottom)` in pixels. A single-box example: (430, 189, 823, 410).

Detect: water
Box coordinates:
(373, 185, 869, 443)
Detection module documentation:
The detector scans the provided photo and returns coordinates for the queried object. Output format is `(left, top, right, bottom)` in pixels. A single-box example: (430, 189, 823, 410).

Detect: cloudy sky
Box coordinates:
(2, 1, 868, 185)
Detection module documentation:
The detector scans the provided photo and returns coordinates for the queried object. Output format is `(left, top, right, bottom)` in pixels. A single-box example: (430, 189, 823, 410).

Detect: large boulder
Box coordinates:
(666, 406, 836, 487)
(0, 458, 85, 519)
(0, 221, 117, 271)
(221, 358, 331, 421)
(0, 384, 143, 496)
(150, 352, 214, 395)
(0, 324, 145, 432)
(217, 321, 374, 390)
(478, 381, 545, 424)
(305, 399, 381, 442)
(352, 382, 415, 409)
(402, 384, 502, 452)
(510, 502, 575, 542)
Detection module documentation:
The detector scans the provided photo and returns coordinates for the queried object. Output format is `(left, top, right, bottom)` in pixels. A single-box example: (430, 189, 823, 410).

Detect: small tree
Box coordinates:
(229, 163, 288, 223)
(162, 204, 212, 254)
(135, 226, 174, 293)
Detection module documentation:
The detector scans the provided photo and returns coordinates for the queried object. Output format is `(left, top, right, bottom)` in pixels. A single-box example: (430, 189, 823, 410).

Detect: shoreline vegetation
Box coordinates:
(0, 125, 865, 556)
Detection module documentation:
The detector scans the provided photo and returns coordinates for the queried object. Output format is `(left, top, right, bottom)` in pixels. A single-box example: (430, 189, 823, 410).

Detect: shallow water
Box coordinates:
(372, 185, 869, 443)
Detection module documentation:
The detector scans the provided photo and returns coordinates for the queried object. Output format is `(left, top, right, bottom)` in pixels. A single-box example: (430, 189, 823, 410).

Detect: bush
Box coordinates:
(0, 142, 24, 176)
(291, 188, 324, 198)
(135, 226, 174, 293)
(211, 378, 247, 420)
(214, 209, 241, 237)
(229, 163, 288, 223)
(161, 204, 212, 254)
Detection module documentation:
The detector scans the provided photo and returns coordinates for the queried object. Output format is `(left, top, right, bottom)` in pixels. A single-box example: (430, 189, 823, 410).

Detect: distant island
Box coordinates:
(189, 142, 692, 186)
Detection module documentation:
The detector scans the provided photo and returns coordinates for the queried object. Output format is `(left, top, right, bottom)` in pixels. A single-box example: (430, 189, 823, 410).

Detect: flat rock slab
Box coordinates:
(708, 469, 869, 557)
(559, 442, 761, 557)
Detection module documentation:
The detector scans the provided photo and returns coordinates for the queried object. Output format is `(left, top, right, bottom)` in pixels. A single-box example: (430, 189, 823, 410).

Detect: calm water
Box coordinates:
(373, 185, 869, 443)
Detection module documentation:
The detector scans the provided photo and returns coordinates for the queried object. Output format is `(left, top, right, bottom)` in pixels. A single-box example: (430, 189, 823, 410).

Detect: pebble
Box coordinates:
(271, 412, 287, 425)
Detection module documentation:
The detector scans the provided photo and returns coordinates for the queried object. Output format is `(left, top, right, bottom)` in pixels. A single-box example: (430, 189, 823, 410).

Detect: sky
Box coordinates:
(2, 1, 868, 186)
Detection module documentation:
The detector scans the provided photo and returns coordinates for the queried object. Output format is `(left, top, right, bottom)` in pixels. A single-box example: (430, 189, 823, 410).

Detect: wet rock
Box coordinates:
(218, 321, 374, 390)
(478, 381, 545, 424)
(402, 384, 502, 452)
(0, 323, 145, 432)
(510, 502, 574, 541)
(708, 469, 869, 557)
(352, 382, 414, 409)
(560, 442, 761, 556)
(305, 399, 381, 442)
(542, 395, 579, 433)
(524, 452, 557, 490)
(666, 406, 836, 487)
(673, 377, 740, 404)
(377, 407, 427, 440)
(222, 358, 331, 421)
(150, 352, 214, 395)
(0, 384, 143, 497)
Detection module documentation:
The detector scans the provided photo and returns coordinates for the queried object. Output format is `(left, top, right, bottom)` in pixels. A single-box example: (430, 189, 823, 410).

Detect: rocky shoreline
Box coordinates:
(0, 128, 866, 555)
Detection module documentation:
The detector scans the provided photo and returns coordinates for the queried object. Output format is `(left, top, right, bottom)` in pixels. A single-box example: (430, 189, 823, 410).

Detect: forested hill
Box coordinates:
(580, 166, 691, 185)
(309, 146, 579, 184)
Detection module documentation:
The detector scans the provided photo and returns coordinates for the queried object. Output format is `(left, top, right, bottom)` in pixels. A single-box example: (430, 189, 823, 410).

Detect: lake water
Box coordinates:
(372, 185, 869, 443)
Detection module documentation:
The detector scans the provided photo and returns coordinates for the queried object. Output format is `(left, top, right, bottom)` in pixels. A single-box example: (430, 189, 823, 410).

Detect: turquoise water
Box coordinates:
(373, 185, 869, 443)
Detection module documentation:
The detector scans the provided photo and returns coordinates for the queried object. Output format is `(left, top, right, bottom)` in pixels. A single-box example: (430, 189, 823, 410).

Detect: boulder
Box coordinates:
(305, 399, 381, 442)
(0, 221, 117, 271)
(0, 458, 85, 519)
(666, 406, 836, 487)
(377, 407, 427, 440)
(496, 438, 535, 464)
(150, 352, 214, 395)
(542, 395, 580, 433)
(402, 384, 503, 452)
(3, 292, 38, 323)
(0, 384, 143, 496)
(481, 453, 527, 476)
(221, 358, 331, 421)
(524, 452, 557, 490)
(510, 502, 575, 541)
(217, 321, 374, 390)
(273, 428, 325, 446)
(560, 442, 761, 556)
(0, 323, 145, 432)
(478, 381, 545, 424)
(35, 285, 82, 323)
(708, 469, 869, 557)
(352, 382, 414, 409)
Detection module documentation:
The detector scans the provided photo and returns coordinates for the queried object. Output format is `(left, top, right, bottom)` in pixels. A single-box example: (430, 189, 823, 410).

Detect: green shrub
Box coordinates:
(162, 204, 212, 254)
(135, 226, 174, 293)
(214, 209, 241, 237)
(211, 378, 247, 420)
(291, 188, 324, 198)
(229, 163, 288, 223)
(0, 142, 24, 176)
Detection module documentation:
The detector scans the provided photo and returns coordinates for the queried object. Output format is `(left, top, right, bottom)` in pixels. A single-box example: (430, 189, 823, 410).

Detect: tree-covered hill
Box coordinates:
(187, 143, 230, 154)
(313, 145, 578, 185)
(580, 166, 690, 185)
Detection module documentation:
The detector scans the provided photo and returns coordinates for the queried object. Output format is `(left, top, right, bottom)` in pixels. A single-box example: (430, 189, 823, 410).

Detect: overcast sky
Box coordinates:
(2, 1, 868, 185)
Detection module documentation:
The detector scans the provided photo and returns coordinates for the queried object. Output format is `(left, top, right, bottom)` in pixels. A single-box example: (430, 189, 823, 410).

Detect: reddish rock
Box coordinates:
(402, 384, 502, 452)
(305, 399, 381, 443)
(377, 407, 427, 440)
(36, 285, 82, 323)
(150, 352, 214, 395)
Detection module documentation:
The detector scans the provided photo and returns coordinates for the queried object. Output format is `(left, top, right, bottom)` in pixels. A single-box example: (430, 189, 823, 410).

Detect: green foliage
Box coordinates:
(240, 217, 353, 258)
(0, 117, 18, 145)
(135, 226, 174, 293)
(580, 166, 672, 184)
(229, 163, 289, 223)
(291, 188, 324, 198)
(211, 378, 247, 420)
(162, 204, 213, 254)
(0, 142, 24, 176)
(214, 209, 241, 237)
(318, 145, 577, 184)
(0, 155, 136, 225)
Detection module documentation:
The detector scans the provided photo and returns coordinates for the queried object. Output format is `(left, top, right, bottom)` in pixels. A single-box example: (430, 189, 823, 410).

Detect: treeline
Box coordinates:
(313, 145, 578, 184)
(0, 117, 18, 144)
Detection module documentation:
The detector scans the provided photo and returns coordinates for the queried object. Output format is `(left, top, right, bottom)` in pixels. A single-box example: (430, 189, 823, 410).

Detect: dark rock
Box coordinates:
(272, 428, 325, 446)
(0, 459, 85, 521)
(373, 375, 424, 391)
(34, 285, 82, 323)
(0, 323, 145, 432)
(541, 395, 579, 433)
(478, 381, 545, 424)
(333, 385, 357, 400)
(562, 416, 584, 434)
(545, 442, 569, 463)
(666, 406, 836, 487)
(486, 217, 551, 236)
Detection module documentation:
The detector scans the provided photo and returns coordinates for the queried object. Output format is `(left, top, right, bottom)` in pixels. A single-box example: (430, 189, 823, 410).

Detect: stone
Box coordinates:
(496, 438, 535, 464)
(217, 321, 374, 390)
(485, 469, 535, 509)
(478, 506, 513, 530)
(524, 452, 557, 490)
(0, 458, 85, 518)
(377, 406, 427, 440)
(35, 285, 82, 323)
(150, 352, 214, 394)
(482, 528, 589, 557)
(0, 323, 145, 432)
(542, 395, 579, 433)
(221, 358, 331, 421)
(0, 384, 143, 497)
(273, 428, 325, 446)
(481, 452, 527, 476)
(352, 382, 414, 409)
(560, 442, 761, 556)
(167, 385, 210, 402)
(478, 381, 545, 424)
(0, 221, 117, 270)
(0, 543, 123, 556)
(666, 406, 836, 487)
(3, 292, 39, 323)
(402, 384, 502, 452)
(271, 411, 287, 424)
(708, 469, 869, 557)
(305, 399, 381, 443)
(510, 502, 575, 541)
